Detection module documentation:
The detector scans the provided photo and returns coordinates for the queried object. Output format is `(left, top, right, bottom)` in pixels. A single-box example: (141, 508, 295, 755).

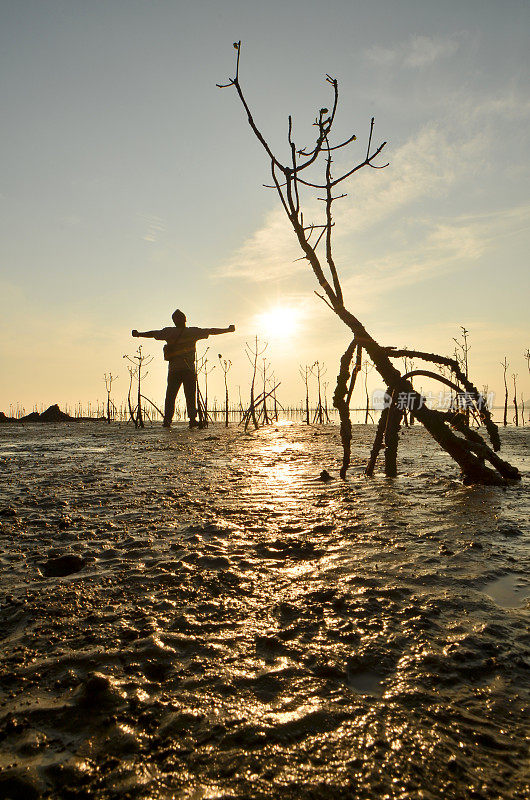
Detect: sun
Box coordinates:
(255, 306, 300, 340)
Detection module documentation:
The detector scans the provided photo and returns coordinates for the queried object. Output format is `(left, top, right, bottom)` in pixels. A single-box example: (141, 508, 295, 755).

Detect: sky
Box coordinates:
(1, 0, 529, 417)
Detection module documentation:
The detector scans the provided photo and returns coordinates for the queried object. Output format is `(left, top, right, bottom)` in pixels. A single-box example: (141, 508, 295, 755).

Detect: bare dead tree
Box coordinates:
(310, 361, 328, 423)
(123, 347, 153, 428)
(361, 358, 375, 424)
(218, 43, 519, 485)
(241, 336, 277, 431)
(501, 357, 509, 427)
(521, 350, 529, 427)
(103, 372, 118, 424)
(218, 354, 232, 427)
(195, 349, 213, 429)
(323, 380, 331, 421)
(248, 336, 265, 429)
(261, 358, 271, 424)
(125, 365, 139, 426)
(203, 355, 216, 423)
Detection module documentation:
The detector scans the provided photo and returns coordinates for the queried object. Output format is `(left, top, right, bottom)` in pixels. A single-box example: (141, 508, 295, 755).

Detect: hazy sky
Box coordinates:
(1, 0, 529, 414)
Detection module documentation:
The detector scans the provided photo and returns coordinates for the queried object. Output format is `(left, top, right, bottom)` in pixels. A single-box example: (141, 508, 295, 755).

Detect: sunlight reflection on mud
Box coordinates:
(0, 422, 528, 799)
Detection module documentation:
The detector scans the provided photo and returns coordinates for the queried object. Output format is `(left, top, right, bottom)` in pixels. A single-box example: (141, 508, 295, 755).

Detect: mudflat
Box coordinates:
(0, 422, 528, 799)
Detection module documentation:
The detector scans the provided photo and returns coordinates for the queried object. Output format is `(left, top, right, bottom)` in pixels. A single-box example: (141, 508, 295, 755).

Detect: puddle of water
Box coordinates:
(347, 670, 383, 695)
(484, 574, 529, 609)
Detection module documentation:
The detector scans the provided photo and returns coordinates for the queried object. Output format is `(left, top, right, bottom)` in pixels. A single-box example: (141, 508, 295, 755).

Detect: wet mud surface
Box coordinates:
(0, 422, 528, 799)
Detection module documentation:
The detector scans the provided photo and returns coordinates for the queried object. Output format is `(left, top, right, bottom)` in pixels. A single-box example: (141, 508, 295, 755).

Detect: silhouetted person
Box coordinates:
(132, 309, 235, 428)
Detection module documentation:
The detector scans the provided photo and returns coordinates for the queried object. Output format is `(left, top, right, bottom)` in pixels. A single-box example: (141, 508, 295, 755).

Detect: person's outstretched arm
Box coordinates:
(131, 329, 166, 339)
(204, 325, 236, 336)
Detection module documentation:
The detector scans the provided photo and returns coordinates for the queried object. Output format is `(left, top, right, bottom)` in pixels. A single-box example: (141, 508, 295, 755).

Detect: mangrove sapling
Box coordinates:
(126, 366, 138, 427)
(219, 42, 519, 484)
(523, 349, 530, 426)
(195, 349, 213, 428)
(324, 381, 331, 423)
(239, 339, 281, 431)
(218, 354, 232, 427)
(261, 358, 271, 425)
(123, 346, 153, 429)
(361, 359, 375, 424)
(203, 355, 216, 424)
(240, 381, 281, 431)
(261, 361, 284, 424)
(243, 336, 268, 430)
(103, 372, 118, 424)
(512, 374, 519, 427)
(501, 357, 509, 427)
(299, 365, 311, 425)
(310, 361, 328, 424)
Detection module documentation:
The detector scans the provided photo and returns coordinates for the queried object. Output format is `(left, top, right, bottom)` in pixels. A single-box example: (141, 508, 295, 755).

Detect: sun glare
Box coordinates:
(255, 306, 300, 339)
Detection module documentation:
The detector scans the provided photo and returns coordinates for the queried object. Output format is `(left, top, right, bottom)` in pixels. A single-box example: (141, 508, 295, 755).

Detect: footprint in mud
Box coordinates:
(41, 553, 86, 577)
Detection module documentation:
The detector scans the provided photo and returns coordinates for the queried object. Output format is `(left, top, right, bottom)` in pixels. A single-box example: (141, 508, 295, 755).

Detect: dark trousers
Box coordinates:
(164, 367, 197, 425)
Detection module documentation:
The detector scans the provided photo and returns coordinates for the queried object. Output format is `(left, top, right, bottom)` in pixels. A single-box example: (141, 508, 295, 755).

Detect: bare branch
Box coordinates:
(324, 140, 343, 304)
(298, 132, 357, 157)
(314, 291, 335, 311)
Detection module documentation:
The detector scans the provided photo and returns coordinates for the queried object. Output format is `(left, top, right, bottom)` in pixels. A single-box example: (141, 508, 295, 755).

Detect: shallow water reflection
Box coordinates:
(484, 573, 529, 608)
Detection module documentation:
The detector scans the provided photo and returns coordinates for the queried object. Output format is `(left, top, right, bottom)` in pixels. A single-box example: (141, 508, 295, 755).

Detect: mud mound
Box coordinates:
(18, 411, 41, 422)
(38, 404, 74, 422)
(17, 404, 74, 423)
